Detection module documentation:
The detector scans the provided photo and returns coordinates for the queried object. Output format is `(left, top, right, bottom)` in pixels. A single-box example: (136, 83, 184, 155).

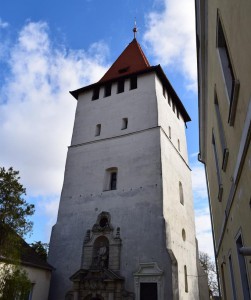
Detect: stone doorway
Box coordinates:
(140, 283, 157, 300)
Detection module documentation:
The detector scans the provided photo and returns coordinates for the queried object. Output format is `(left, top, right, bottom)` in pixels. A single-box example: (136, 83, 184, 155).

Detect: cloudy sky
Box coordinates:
(0, 0, 214, 257)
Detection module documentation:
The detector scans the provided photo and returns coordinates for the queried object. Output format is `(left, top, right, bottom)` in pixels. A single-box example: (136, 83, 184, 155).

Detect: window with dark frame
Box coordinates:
(104, 83, 112, 97)
(117, 79, 125, 94)
(236, 235, 250, 299)
(92, 86, 100, 100)
(104, 168, 118, 191)
(212, 131, 223, 201)
(217, 14, 235, 104)
(110, 172, 117, 190)
(214, 90, 229, 171)
(130, 76, 137, 90)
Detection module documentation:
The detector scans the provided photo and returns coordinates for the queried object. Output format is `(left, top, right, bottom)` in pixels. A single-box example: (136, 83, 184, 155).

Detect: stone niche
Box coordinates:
(66, 212, 134, 300)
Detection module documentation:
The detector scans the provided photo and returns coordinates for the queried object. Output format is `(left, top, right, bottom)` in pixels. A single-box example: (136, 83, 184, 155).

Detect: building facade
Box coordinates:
(48, 37, 202, 300)
(195, 0, 251, 299)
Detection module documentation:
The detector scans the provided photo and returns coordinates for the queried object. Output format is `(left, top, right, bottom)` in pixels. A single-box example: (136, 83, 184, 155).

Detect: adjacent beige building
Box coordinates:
(195, 0, 251, 299)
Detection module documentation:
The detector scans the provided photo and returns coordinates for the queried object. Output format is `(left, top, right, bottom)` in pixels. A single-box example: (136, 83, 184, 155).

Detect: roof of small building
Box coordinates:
(70, 38, 191, 122)
(0, 225, 53, 271)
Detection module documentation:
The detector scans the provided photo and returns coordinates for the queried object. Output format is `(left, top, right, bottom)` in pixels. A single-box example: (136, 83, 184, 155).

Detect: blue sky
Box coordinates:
(0, 0, 214, 257)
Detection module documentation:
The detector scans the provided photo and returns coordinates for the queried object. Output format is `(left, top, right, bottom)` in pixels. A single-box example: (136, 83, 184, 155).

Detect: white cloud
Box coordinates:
(0, 21, 108, 197)
(143, 0, 197, 91)
(191, 161, 208, 200)
(195, 207, 215, 258)
(0, 18, 9, 28)
(0, 21, 109, 239)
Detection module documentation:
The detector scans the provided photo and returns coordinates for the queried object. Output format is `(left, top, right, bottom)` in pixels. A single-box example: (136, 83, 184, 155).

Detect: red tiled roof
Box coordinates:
(99, 38, 150, 82)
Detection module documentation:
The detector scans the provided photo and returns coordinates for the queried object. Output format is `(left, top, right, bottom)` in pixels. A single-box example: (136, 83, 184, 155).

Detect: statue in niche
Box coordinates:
(93, 237, 109, 269)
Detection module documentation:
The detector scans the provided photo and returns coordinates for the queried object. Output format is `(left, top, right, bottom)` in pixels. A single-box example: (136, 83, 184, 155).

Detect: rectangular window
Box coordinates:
(229, 255, 237, 300)
(104, 83, 112, 97)
(117, 79, 125, 94)
(220, 263, 227, 300)
(168, 95, 171, 106)
(217, 13, 239, 125)
(168, 126, 171, 139)
(162, 84, 166, 98)
(110, 172, 117, 190)
(130, 75, 137, 90)
(212, 131, 223, 201)
(92, 86, 100, 100)
(121, 118, 128, 130)
(236, 235, 250, 299)
(140, 283, 157, 300)
(184, 265, 188, 293)
(172, 103, 176, 113)
(214, 91, 229, 171)
(95, 124, 101, 136)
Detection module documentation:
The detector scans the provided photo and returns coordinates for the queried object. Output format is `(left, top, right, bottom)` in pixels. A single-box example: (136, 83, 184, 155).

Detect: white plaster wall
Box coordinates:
(49, 129, 173, 300)
(71, 73, 158, 146)
(23, 266, 51, 300)
(155, 75, 188, 163)
(160, 131, 199, 299)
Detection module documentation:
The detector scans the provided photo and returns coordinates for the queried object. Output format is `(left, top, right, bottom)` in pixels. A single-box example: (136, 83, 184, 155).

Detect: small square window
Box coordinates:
(95, 124, 101, 136)
(117, 79, 125, 94)
(121, 118, 128, 130)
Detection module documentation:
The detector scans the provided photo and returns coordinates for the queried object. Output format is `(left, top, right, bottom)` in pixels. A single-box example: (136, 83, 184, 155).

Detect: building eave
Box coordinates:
(70, 65, 191, 123)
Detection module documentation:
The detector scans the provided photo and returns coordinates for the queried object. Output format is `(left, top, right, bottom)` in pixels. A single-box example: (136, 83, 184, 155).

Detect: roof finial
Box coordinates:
(133, 19, 138, 39)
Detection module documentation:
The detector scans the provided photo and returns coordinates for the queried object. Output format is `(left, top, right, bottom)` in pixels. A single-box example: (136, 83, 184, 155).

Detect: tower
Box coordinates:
(48, 36, 200, 300)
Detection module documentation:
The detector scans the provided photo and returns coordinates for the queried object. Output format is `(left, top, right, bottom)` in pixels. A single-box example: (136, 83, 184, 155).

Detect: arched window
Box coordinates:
(179, 181, 184, 205)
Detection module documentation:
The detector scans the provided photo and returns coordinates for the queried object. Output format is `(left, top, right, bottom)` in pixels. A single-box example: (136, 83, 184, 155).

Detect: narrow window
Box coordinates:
(236, 235, 250, 299)
(110, 172, 117, 190)
(95, 124, 101, 136)
(184, 265, 188, 293)
(177, 110, 180, 119)
(212, 131, 223, 201)
(117, 79, 125, 94)
(220, 263, 227, 300)
(229, 255, 237, 300)
(104, 168, 118, 191)
(172, 103, 176, 113)
(178, 139, 180, 151)
(217, 14, 237, 107)
(92, 86, 100, 100)
(168, 126, 171, 139)
(179, 181, 184, 205)
(162, 84, 166, 98)
(121, 118, 128, 130)
(214, 91, 229, 170)
(168, 95, 171, 106)
(130, 75, 137, 90)
(104, 83, 112, 97)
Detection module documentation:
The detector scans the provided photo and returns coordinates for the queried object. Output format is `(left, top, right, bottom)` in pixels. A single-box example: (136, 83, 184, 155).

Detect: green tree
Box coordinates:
(199, 251, 219, 296)
(0, 167, 35, 298)
(31, 241, 49, 261)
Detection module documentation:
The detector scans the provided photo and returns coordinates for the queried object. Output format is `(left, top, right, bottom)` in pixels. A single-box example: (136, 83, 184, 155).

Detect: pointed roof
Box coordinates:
(99, 38, 150, 82)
